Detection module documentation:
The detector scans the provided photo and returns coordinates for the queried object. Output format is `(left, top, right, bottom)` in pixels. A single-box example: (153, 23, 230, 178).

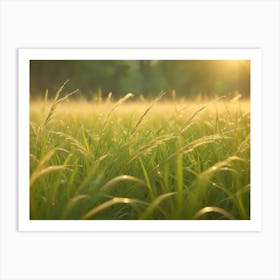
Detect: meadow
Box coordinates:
(30, 85, 250, 220)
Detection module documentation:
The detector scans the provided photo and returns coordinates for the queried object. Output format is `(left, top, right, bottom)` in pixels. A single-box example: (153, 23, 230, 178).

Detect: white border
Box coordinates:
(18, 48, 262, 232)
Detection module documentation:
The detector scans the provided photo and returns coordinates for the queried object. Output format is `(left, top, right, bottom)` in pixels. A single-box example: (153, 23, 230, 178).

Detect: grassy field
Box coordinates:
(30, 87, 250, 220)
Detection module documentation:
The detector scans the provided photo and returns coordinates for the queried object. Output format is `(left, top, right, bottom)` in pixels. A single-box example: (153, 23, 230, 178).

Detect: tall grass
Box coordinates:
(30, 85, 250, 220)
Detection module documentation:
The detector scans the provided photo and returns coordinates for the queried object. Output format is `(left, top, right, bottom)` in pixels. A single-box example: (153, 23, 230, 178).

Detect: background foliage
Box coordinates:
(30, 60, 250, 99)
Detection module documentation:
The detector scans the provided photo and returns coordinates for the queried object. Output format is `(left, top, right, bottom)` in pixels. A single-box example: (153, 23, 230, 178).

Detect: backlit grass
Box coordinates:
(30, 87, 250, 220)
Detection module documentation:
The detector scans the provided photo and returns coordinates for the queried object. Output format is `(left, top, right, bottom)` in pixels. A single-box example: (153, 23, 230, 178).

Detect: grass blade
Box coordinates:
(175, 137, 184, 218)
(100, 175, 146, 192)
(194, 206, 236, 220)
(139, 158, 155, 199)
(140, 192, 176, 219)
(30, 165, 69, 187)
(101, 93, 134, 137)
(81, 197, 147, 219)
(150, 134, 227, 174)
(62, 194, 90, 219)
(130, 91, 165, 136)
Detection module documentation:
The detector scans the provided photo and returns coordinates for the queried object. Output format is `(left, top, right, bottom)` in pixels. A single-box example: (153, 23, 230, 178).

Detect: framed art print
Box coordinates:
(1, 1, 279, 280)
(18, 48, 262, 231)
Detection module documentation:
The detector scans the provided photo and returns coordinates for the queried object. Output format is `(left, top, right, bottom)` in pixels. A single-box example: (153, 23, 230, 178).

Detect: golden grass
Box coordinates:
(30, 99, 250, 122)
(30, 94, 250, 220)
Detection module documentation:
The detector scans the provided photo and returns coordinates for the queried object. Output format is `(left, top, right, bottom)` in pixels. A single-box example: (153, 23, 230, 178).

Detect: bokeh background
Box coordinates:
(30, 60, 250, 99)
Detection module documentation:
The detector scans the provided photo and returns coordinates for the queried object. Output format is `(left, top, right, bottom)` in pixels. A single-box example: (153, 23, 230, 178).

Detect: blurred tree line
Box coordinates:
(30, 60, 250, 99)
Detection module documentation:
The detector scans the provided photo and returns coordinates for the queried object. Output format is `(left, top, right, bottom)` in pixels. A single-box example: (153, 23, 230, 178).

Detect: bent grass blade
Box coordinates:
(150, 134, 228, 174)
(100, 175, 147, 192)
(194, 206, 236, 220)
(77, 154, 108, 192)
(51, 131, 90, 157)
(30, 165, 69, 187)
(81, 197, 148, 220)
(101, 93, 134, 137)
(140, 192, 176, 219)
(128, 135, 175, 164)
(30, 149, 70, 187)
(130, 91, 165, 136)
(179, 96, 225, 134)
(199, 156, 246, 179)
(62, 194, 90, 219)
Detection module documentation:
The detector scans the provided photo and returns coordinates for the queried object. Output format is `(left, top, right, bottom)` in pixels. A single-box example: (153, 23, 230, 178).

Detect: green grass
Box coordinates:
(30, 86, 250, 220)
